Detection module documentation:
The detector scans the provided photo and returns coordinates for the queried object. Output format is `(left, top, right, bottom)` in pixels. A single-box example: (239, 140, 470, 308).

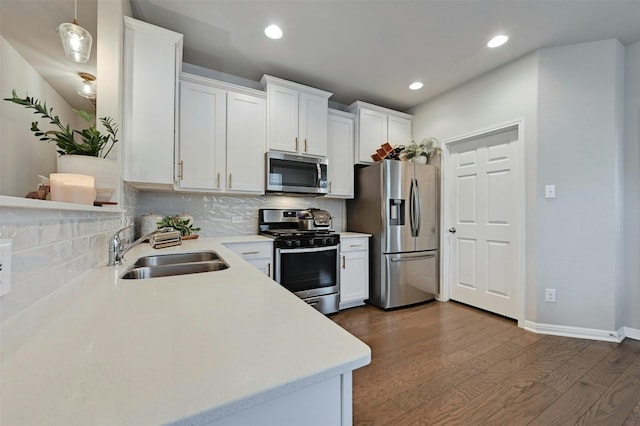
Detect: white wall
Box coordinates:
(536, 39, 625, 331)
(623, 40, 640, 330)
(410, 39, 630, 333)
(0, 37, 80, 198)
(409, 52, 540, 321)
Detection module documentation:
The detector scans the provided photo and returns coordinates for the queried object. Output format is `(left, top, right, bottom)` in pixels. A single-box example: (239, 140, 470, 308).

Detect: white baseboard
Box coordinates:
(524, 321, 624, 343)
(622, 327, 640, 341)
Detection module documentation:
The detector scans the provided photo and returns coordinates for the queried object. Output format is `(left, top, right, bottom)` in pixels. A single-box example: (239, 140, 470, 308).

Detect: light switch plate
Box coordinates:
(0, 239, 12, 297)
(545, 184, 556, 199)
(232, 216, 243, 224)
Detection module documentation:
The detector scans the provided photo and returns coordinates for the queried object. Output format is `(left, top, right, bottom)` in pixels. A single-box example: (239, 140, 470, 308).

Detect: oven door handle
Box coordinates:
(276, 245, 338, 254)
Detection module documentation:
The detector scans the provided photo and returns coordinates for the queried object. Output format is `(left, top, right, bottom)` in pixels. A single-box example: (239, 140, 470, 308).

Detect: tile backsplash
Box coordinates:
(135, 192, 347, 237)
(0, 201, 125, 323)
(0, 187, 343, 325)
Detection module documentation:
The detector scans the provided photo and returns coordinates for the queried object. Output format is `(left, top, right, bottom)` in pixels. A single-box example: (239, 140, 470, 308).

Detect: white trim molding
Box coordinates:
(622, 327, 640, 341)
(524, 321, 624, 343)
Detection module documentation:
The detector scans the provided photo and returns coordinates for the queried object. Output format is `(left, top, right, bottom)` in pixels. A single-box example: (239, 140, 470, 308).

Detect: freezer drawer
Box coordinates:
(375, 251, 438, 309)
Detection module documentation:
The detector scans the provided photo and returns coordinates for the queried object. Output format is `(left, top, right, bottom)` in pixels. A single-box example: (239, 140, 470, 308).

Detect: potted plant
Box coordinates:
(4, 90, 120, 201)
(400, 137, 442, 164)
(156, 215, 201, 238)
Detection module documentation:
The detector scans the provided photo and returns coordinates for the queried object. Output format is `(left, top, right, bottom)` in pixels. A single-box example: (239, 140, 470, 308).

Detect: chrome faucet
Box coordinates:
(108, 225, 166, 266)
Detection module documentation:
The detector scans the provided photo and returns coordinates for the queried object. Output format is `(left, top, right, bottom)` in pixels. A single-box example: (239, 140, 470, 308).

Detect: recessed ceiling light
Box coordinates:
(409, 82, 424, 90)
(487, 34, 509, 48)
(264, 24, 283, 40)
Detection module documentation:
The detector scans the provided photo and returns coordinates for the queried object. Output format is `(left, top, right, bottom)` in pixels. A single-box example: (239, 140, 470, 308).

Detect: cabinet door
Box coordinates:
(267, 84, 299, 153)
(299, 92, 328, 156)
(327, 114, 354, 198)
(223, 241, 273, 277)
(123, 19, 182, 185)
(387, 115, 412, 146)
(226, 92, 266, 193)
(177, 81, 226, 191)
(249, 258, 273, 278)
(340, 249, 369, 308)
(358, 109, 387, 163)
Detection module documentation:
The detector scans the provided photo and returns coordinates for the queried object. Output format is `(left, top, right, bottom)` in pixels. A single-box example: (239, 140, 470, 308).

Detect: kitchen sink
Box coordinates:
(132, 251, 222, 268)
(121, 251, 229, 279)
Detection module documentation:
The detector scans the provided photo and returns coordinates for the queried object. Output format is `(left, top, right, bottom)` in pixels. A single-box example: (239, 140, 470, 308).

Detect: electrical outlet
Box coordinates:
(545, 288, 556, 303)
(0, 239, 12, 297)
(545, 184, 556, 199)
(232, 216, 243, 224)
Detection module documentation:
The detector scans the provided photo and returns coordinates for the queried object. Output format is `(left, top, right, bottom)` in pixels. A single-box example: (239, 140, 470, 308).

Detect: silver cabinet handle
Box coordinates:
(228, 173, 232, 189)
(449, 227, 456, 233)
(342, 255, 346, 269)
(178, 160, 184, 180)
(349, 244, 363, 248)
(241, 251, 260, 255)
(267, 262, 271, 277)
(304, 138, 308, 152)
(295, 137, 298, 151)
(216, 172, 220, 188)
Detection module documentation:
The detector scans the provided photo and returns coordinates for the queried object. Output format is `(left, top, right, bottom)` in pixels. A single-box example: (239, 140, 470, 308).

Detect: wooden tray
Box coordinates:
(182, 234, 199, 240)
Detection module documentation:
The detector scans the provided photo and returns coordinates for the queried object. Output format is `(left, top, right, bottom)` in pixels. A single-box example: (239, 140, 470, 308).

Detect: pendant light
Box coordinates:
(76, 72, 97, 99)
(57, 0, 93, 63)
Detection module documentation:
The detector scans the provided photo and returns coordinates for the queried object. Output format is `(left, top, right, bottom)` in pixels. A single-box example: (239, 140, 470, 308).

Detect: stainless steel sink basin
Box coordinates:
(121, 251, 229, 279)
(132, 251, 221, 268)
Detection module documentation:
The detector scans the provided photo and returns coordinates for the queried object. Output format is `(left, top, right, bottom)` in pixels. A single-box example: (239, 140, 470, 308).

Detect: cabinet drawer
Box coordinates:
(224, 241, 273, 259)
(340, 237, 369, 253)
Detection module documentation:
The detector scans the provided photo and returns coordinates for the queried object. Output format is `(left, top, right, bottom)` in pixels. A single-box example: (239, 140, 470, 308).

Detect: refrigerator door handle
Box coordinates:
(390, 254, 436, 262)
(409, 178, 416, 236)
(414, 178, 422, 236)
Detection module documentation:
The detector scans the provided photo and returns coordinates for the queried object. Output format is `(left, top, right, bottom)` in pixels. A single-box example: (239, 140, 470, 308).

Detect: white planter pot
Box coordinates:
(57, 155, 119, 202)
(411, 156, 427, 164)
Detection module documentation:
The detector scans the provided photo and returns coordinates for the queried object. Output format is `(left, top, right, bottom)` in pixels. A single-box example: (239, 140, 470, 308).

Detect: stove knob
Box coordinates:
(326, 237, 334, 245)
(309, 238, 315, 246)
(285, 240, 293, 248)
(294, 240, 301, 247)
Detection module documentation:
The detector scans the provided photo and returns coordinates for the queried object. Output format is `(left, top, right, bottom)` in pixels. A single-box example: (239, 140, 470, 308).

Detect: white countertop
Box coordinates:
(340, 232, 372, 238)
(0, 237, 370, 425)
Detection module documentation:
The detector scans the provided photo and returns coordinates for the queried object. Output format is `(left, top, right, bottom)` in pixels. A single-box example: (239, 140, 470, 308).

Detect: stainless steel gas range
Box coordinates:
(259, 208, 340, 314)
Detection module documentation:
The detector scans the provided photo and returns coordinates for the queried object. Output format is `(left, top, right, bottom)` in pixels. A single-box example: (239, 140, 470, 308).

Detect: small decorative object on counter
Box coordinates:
(399, 137, 442, 163)
(156, 215, 201, 238)
(149, 230, 182, 249)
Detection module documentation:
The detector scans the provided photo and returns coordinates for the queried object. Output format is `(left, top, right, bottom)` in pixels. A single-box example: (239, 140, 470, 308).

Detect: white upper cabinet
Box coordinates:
(348, 101, 413, 164)
(176, 73, 266, 194)
(327, 109, 355, 198)
(177, 81, 226, 191)
(122, 17, 183, 187)
(226, 92, 266, 193)
(261, 75, 332, 157)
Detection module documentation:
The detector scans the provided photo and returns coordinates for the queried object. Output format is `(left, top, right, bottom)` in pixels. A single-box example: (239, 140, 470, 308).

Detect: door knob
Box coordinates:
(449, 227, 457, 233)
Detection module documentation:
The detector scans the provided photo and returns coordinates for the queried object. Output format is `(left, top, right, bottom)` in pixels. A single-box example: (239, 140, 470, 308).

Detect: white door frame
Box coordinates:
(440, 119, 526, 327)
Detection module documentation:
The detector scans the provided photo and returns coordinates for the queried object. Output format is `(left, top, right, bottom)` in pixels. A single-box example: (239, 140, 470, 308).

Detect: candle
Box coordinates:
(49, 173, 97, 206)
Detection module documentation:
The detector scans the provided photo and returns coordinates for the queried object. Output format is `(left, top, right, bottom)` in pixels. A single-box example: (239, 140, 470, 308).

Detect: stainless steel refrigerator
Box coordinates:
(347, 160, 439, 309)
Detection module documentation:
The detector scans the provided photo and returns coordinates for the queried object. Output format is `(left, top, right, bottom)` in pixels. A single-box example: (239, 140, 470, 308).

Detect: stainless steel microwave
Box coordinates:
(266, 152, 328, 195)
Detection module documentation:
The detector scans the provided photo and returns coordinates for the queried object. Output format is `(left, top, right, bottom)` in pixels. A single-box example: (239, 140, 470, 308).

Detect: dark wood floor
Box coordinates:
(331, 301, 640, 426)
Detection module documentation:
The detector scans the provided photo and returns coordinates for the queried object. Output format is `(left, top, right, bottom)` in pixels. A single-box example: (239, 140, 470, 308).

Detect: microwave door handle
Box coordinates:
(316, 163, 321, 186)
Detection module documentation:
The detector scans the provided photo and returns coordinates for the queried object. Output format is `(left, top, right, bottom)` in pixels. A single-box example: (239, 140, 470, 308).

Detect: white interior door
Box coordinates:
(447, 127, 520, 319)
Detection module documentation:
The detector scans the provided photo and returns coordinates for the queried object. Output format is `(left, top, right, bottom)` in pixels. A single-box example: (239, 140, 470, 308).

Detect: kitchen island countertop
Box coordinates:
(0, 236, 371, 425)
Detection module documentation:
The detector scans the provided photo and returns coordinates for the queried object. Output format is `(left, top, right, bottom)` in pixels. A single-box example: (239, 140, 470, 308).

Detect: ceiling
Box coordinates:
(131, 0, 640, 111)
(2, 1, 640, 113)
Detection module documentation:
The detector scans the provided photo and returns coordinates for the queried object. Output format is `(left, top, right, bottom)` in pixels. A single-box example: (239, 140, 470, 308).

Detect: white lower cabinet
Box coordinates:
(223, 241, 273, 278)
(339, 236, 370, 309)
